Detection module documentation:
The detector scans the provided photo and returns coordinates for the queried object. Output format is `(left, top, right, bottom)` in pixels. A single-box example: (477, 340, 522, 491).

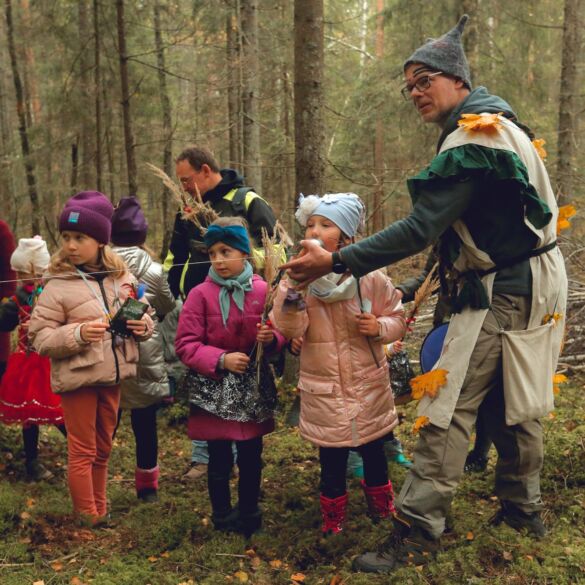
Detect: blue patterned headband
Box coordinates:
(204, 224, 251, 254)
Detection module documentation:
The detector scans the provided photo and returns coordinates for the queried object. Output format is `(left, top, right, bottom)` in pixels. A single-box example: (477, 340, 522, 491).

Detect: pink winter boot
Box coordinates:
(361, 480, 395, 520)
(135, 466, 159, 503)
(320, 493, 348, 535)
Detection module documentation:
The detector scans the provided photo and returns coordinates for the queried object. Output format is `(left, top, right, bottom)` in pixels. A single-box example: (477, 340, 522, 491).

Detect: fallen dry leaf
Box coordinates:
(291, 573, 306, 583)
(269, 560, 283, 569)
(330, 575, 343, 585)
(147, 556, 158, 563)
(503, 551, 513, 561)
(466, 531, 474, 541)
(33, 581, 45, 585)
(234, 570, 249, 582)
(50, 561, 64, 572)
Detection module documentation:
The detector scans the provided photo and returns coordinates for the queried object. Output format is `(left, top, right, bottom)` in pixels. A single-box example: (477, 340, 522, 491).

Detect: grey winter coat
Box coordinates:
(112, 246, 176, 409)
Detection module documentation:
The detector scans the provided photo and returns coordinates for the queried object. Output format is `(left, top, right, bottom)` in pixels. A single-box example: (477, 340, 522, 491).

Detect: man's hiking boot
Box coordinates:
(490, 501, 547, 538)
(320, 493, 348, 535)
(361, 480, 395, 520)
(353, 514, 439, 573)
(464, 451, 488, 473)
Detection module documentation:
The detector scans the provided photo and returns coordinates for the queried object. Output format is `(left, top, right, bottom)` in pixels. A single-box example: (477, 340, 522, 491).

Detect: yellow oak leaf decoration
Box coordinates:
(542, 312, 563, 326)
(458, 112, 503, 134)
(532, 138, 547, 160)
(410, 369, 448, 400)
(557, 204, 576, 235)
(412, 415, 431, 435)
(553, 373, 567, 395)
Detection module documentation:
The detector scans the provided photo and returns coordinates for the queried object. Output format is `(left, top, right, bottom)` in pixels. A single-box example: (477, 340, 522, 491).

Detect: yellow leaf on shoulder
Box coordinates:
(532, 138, 547, 160)
(458, 112, 503, 134)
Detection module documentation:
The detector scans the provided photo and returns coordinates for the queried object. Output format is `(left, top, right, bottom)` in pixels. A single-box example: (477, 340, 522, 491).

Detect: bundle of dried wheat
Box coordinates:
(404, 262, 439, 338)
(146, 163, 219, 232)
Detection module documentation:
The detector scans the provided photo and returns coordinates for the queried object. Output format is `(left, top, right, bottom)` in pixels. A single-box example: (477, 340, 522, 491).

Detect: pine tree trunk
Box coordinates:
(116, 0, 138, 197)
(294, 0, 324, 196)
(240, 0, 262, 190)
(4, 0, 41, 235)
(556, 0, 582, 204)
(78, 0, 93, 188)
(154, 0, 173, 259)
(20, 0, 41, 126)
(461, 0, 479, 82)
(226, 6, 241, 171)
(94, 0, 103, 191)
(372, 0, 385, 234)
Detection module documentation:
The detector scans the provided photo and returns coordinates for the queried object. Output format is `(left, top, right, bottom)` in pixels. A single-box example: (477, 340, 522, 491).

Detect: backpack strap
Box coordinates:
(225, 187, 254, 215)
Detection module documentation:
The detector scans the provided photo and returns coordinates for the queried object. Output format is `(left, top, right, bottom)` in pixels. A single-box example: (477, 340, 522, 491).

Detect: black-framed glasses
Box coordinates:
(401, 71, 443, 101)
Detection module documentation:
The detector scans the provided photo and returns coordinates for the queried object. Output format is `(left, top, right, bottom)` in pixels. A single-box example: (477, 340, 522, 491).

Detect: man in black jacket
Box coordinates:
(164, 147, 277, 299)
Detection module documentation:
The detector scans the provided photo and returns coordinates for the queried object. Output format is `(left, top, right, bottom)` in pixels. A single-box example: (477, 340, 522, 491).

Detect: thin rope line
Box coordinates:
(0, 254, 293, 286)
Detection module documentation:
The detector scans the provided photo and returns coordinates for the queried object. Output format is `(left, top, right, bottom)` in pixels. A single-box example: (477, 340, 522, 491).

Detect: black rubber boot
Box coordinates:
(352, 514, 439, 573)
(490, 501, 547, 538)
(237, 508, 262, 538)
(212, 508, 240, 532)
(464, 451, 488, 473)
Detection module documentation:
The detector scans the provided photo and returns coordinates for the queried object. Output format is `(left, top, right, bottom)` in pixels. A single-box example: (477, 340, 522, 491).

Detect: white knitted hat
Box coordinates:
(10, 236, 50, 275)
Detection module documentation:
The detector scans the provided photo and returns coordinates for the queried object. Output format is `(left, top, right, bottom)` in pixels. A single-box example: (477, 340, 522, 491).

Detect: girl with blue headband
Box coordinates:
(271, 193, 406, 536)
(175, 216, 286, 537)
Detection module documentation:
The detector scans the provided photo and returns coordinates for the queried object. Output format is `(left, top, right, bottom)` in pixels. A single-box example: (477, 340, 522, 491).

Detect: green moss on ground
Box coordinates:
(0, 381, 584, 585)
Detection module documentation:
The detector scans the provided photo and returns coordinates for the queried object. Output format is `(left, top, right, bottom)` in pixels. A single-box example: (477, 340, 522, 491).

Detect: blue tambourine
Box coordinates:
(419, 323, 449, 374)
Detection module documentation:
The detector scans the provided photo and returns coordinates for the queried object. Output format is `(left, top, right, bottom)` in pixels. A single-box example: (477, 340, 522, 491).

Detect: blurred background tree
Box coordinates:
(0, 0, 582, 254)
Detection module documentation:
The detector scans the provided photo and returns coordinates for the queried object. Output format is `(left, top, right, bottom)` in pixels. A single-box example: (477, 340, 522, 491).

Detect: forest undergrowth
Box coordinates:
(0, 373, 584, 585)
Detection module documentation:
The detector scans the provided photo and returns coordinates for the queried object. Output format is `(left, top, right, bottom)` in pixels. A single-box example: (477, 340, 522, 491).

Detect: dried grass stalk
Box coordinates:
(404, 262, 439, 339)
(146, 162, 219, 233)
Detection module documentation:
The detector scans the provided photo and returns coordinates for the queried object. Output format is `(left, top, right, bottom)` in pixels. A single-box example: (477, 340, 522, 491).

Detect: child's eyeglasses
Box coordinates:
(401, 72, 443, 101)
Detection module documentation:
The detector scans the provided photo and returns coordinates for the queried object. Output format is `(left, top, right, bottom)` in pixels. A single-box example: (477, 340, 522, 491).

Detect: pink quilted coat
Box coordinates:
(29, 271, 153, 393)
(270, 270, 405, 447)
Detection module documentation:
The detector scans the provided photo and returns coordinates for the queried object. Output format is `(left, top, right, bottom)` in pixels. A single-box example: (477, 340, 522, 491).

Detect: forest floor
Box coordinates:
(0, 373, 584, 585)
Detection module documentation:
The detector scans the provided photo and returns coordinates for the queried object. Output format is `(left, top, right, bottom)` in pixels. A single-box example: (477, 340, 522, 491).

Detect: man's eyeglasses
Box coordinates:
(401, 71, 443, 101)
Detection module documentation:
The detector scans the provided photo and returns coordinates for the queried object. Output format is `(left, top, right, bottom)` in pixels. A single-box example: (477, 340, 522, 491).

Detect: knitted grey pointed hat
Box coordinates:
(403, 15, 472, 89)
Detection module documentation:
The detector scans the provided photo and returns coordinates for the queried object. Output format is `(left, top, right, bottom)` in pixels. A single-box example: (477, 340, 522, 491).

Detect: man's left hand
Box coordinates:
(280, 239, 333, 286)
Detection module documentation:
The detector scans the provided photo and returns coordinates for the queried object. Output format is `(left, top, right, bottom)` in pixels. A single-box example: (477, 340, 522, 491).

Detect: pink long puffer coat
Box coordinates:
(270, 270, 406, 448)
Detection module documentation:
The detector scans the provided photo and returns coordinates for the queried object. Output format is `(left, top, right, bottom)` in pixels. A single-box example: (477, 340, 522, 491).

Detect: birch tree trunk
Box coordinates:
(556, 0, 582, 203)
(116, 0, 138, 197)
(4, 0, 41, 235)
(154, 0, 173, 258)
(240, 0, 262, 190)
(294, 0, 324, 196)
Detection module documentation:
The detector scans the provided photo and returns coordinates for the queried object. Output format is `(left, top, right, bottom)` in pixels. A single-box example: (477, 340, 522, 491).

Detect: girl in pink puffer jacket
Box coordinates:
(271, 193, 406, 535)
(175, 217, 286, 538)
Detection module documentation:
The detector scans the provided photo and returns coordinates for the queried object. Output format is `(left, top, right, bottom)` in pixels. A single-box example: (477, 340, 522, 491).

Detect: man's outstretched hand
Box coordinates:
(280, 239, 334, 286)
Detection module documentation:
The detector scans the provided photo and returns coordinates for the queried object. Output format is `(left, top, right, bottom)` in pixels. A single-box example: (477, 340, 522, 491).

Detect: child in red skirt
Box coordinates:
(175, 217, 286, 537)
(0, 236, 66, 481)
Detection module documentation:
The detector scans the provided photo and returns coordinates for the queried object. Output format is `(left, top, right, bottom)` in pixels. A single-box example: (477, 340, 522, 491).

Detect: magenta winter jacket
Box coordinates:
(175, 274, 286, 379)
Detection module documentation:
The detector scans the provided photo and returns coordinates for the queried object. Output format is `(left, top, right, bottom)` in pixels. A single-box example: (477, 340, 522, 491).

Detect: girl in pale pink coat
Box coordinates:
(29, 191, 153, 526)
(271, 193, 406, 535)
